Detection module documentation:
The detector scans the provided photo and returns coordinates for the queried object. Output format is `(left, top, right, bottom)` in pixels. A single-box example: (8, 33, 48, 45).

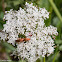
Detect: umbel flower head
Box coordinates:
(0, 2, 58, 62)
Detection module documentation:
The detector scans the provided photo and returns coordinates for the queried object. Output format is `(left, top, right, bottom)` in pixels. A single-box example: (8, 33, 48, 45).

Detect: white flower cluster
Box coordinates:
(0, 2, 58, 62)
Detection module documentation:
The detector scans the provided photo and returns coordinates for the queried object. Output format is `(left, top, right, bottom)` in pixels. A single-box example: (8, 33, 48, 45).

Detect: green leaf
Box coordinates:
(55, 40, 62, 45)
(1, 42, 15, 51)
(59, 45, 62, 51)
(0, 23, 3, 29)
(38, 0, 50, 10)
(13, 0, 24, 6)
(0, 12, 4, 19)
(13, 0, 21, 6)
(52, 17, 59, 26)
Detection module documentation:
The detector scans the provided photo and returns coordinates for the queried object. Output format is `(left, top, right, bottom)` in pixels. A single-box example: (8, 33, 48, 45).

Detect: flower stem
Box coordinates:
(44, 57, 45, 62)
(48, 0, 62, 22)
(53, 51, 59, 62)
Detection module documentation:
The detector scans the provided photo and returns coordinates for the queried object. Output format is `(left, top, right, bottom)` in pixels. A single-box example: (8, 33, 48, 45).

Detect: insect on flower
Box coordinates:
(15, 38, 30, 43)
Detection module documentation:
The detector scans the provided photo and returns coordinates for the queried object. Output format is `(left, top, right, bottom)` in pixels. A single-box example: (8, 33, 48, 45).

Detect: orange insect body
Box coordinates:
(24, 38, 30, 41)
(19, 38, 24, 42)
(16, 38, 30, 43)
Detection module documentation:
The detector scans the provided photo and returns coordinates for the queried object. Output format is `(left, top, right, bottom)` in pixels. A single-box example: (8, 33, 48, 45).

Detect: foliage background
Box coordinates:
(0, 0, 62, 62)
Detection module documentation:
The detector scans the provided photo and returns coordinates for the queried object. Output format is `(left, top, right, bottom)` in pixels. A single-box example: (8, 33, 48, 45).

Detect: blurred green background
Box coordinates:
(0, 0, 62, 62)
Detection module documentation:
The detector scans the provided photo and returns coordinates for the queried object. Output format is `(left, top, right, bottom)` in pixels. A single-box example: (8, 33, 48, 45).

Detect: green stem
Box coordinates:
(48, 0, 62, 22)
(44, 57, 45, 62)
(52, 51, 59, 62)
